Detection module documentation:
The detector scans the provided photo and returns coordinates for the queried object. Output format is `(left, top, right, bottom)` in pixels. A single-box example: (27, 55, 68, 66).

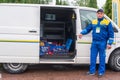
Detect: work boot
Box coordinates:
(98, 73, 104, 78)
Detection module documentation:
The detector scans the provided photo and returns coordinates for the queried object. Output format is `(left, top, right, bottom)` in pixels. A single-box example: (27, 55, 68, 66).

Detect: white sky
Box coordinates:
(68, 0, 106, 8)
(97, 0, 106, 8)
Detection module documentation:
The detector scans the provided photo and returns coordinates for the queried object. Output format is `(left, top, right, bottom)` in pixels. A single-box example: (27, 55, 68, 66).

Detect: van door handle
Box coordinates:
(29, 30, 37, 33)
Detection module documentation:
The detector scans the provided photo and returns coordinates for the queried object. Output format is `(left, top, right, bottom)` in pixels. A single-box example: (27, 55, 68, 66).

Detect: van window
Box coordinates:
(80, 9, 118, 32)
(80, 10, 97, 29)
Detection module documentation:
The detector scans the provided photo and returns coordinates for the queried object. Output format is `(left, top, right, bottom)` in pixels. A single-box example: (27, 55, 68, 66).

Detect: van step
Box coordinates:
(40, 53, 74, 59)
(40, 59, 74, 63)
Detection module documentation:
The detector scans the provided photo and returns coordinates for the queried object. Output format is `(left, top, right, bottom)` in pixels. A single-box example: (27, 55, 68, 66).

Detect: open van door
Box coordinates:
(77, 9, 97, 63)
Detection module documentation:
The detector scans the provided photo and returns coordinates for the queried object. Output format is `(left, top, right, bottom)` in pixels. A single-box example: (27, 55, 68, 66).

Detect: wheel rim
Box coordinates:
(9, 63, 22, 69)
(116, 56, 120, 67)
(7, 63, 23, 70)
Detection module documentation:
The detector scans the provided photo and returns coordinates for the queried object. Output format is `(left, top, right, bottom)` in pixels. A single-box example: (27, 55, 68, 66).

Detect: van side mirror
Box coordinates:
(113, 27, 118, 33)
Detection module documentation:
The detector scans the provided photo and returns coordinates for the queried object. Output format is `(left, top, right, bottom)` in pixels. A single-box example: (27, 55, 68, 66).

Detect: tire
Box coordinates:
(3, 63, 28, 74)
(109, 50, 120, 71)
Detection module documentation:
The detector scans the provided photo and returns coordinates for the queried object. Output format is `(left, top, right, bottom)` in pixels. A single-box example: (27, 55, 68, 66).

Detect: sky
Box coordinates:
(68, 0, 106, 8)
(97, 0, 106, 8)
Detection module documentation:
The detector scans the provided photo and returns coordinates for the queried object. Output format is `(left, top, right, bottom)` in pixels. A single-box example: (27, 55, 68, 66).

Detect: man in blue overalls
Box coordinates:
(79, 9, 114, 77)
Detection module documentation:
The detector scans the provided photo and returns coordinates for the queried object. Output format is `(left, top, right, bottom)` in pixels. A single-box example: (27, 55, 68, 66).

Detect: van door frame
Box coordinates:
(39, 6, 77, 63)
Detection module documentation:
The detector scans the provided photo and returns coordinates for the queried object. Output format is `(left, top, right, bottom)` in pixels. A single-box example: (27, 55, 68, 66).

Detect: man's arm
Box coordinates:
(79, 24, 92, 38)
(80, 24, 92, 35)
(107, 22, 114, 49)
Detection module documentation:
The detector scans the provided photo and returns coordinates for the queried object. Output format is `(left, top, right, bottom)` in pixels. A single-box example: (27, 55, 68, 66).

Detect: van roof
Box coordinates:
(0, 3, 97, 11)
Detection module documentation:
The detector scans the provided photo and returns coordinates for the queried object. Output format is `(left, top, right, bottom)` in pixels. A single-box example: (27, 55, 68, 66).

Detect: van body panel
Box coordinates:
(0, 4, 119, 64)
(0, 5, 40, 63)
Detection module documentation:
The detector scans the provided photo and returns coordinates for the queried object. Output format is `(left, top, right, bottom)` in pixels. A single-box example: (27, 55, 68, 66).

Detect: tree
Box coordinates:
(104, 0, 112, 19)
(88, 0, 97, 8)
(0, 0, 49, 4)
(45, 0, 51, 4)
(72, 0, 90, 7)
(56, 0, 59, 5)
(62, 1, 68, 5)
(0, 0, 68, 5)
(56, 0, 68, 5)
(72, 0, 97, 8)
(59, 0, 62, 5)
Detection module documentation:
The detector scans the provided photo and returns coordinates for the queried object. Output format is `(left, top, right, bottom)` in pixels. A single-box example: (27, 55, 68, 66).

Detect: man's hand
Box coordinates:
(107, 45, 112, 49)
(79, 34, 83, 39)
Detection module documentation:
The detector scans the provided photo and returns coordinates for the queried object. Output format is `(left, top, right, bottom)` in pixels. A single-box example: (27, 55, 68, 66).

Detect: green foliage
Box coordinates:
(88, 0, 97, 8)
(56, 0, 68, 5)
(104, 0, 112, 19)
(0, 0, 50, 4)
(73, 0, 89, 7)
(62, 1, 68, 5)
(0, 0, 68, 5)
(56, 0, 59, 5)
(73, 0, 97, 8)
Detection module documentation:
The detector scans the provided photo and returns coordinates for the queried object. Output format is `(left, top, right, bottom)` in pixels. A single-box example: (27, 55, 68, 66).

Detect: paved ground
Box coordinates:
(0, 64, 120, 80)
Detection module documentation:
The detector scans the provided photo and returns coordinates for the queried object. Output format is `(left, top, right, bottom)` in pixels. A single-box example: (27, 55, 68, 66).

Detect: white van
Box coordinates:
(0, 4, 120, 74)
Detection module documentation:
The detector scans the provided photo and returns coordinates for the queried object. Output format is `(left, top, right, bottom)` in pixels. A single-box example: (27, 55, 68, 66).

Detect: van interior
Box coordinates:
(40, 7, 76, 59)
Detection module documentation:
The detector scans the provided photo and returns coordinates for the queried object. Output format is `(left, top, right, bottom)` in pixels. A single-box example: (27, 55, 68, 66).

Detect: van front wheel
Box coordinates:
(3, 63, 28, 74)
(109, 50, 120, 71)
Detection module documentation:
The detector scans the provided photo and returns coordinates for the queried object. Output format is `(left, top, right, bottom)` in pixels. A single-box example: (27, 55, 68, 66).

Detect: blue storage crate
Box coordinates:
(65, 39, 73, 51)
(40, 46, 48, 56)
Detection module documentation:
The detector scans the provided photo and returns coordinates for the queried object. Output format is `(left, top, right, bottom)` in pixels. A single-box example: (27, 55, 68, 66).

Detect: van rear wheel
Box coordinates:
(3, 63, 28, 74)
(109, 50, 120, 71)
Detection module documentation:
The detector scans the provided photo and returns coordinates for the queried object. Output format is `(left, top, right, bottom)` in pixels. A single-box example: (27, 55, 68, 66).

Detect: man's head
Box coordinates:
(96, 9, 104, 19)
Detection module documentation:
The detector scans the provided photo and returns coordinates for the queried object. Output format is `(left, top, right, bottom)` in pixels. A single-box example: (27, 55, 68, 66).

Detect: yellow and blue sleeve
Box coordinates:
(107, 22, 114, 45)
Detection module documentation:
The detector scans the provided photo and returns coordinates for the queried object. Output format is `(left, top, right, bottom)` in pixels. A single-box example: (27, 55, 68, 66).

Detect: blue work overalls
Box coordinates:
(81, 17, 114, 74)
